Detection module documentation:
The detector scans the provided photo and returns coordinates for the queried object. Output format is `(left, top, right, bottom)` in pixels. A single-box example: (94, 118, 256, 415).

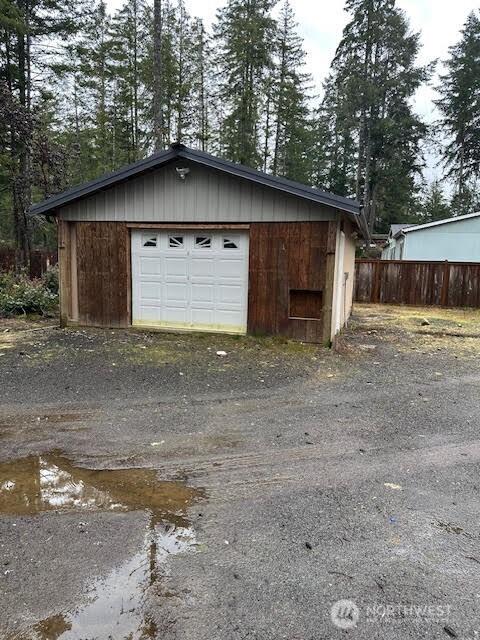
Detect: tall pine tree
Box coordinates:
(0, 0, 83, 258)
(109, 0, 149, 164)
(318, 0, 430, 232)
(145, 0, 203, 147)
(420, 180, 451, 223)
(269, 1, 312, 183)
(436, 11, 480, 213)
(214, 0, 276, 167)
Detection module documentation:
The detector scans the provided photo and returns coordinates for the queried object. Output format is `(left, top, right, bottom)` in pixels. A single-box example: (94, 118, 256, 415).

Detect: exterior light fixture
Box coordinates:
(176, 167, 190, 180)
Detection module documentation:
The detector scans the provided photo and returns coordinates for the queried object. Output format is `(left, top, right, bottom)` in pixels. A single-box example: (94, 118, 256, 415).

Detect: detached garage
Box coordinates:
(31, 144, 366, 343)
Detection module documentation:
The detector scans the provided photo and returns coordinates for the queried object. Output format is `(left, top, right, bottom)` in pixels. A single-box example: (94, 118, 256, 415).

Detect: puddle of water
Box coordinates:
(29, 523, 195, 640)
(0, 451, 199, 525)
(0, 452, 204, 639)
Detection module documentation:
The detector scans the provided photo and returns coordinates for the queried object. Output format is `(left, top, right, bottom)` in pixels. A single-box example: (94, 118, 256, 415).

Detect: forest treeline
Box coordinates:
(1, 0, 479, 255)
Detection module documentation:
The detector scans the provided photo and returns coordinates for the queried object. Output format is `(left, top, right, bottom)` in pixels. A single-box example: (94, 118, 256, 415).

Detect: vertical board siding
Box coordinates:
(248, 221, 334, 343)
(76, 222, 130, 327)
(355, 259, 480, 308)
(59, 163, 337, 223)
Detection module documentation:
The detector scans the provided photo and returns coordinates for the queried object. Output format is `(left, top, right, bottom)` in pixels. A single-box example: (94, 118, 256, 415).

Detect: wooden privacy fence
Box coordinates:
(355, 259, 480, 308)
(0, 249, 58, 279)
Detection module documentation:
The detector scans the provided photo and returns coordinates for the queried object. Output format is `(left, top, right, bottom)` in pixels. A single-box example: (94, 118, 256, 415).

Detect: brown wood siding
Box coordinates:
(355, 259, 480, 308)
(76, 222, 130, 327)
(247, 221, 336, 343)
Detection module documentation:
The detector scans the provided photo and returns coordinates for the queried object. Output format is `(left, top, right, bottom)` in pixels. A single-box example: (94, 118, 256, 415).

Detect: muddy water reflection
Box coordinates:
(0, 453, 204, 640)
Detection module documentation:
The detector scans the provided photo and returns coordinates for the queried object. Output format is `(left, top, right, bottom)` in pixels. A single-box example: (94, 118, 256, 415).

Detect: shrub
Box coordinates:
(0, 270, 58, 317)
(42, 265, 59, 295)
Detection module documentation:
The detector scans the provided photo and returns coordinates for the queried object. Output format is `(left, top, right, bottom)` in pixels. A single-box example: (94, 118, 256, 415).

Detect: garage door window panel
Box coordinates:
(195, 236, 212, 249)
(142, 234, 157, 247)
(168, 236, 184, 248)
(223, 238, 239, 249)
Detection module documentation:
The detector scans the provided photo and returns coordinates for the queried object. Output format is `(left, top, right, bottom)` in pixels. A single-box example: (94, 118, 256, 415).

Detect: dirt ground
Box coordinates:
(1, 304, 480, 640)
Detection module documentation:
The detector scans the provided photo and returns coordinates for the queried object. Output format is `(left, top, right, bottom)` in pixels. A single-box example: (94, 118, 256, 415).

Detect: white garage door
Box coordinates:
(131, 230, 249, 333)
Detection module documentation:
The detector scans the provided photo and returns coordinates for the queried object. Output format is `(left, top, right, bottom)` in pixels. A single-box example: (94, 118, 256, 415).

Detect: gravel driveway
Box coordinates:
(1, 304, 479, 640)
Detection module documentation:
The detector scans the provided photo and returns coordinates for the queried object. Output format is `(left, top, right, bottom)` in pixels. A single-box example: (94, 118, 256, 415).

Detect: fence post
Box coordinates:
(372, 260, 381, 303)
(441, 260, 450, 307)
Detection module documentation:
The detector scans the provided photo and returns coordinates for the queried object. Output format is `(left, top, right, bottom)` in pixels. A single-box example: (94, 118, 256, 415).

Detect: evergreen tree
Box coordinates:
(152, 0, 163, 149)
(269, 1, 312, 183)
(1, 0, 463, 257)
(0, 0, 83, 258)
(449, 179, 480, 217)
(190, 18, 211, 151)
(311, 76, 357, 195)
(171, 0, 197, 144)
(214, 0, 276, 167)
(320, 0, 430, 232)
(436, 11, 480, 208)
(420, 180, 451, 223)
(109, 0, 149, 164)
(144, 0, 205, 147)
(75, 1, 114, 176)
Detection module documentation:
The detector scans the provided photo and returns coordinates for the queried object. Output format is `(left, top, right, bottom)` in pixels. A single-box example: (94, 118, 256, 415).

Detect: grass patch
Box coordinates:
(353, 303, 480, 336)
(114, 329, 320, 364)
(352, 303, 480, 358)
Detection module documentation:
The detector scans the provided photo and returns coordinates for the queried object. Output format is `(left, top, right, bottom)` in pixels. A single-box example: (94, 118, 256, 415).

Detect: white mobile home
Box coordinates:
(382, 212, 480, 262)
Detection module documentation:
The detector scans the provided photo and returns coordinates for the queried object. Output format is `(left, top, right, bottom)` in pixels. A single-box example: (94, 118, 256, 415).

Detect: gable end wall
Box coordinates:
(58, 162, 337, 223)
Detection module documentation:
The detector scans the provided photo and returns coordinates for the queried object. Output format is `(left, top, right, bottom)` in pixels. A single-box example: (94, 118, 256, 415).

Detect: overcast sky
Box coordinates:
(106, 0, 476, 181)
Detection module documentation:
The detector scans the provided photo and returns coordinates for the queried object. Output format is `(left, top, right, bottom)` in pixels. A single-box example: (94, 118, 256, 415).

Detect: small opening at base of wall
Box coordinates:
(288, 289, 323, 320)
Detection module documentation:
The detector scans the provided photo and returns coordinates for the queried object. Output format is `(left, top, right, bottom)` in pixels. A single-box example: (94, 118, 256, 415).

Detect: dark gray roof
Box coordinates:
(30, 143, 361, 217)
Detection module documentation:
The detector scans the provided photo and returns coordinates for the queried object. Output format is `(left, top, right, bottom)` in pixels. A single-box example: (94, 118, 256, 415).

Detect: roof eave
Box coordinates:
(30, 148, 178, 215)
(402, 211, 480, 234)
(178, 148, 360, 215)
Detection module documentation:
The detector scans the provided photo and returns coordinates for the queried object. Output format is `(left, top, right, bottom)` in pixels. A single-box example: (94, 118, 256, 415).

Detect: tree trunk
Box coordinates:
(272, 42, 287, 176)
(198, 27, 208, 151)
(355, 0, 374, 202)
(153, 0, 164, 150)
(458, 130, 465, 199)
(15, 1, 31, 266)
(133, 0, 139, 157)
(263, 83, 271, 171)
(176, 7, 185, 144)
